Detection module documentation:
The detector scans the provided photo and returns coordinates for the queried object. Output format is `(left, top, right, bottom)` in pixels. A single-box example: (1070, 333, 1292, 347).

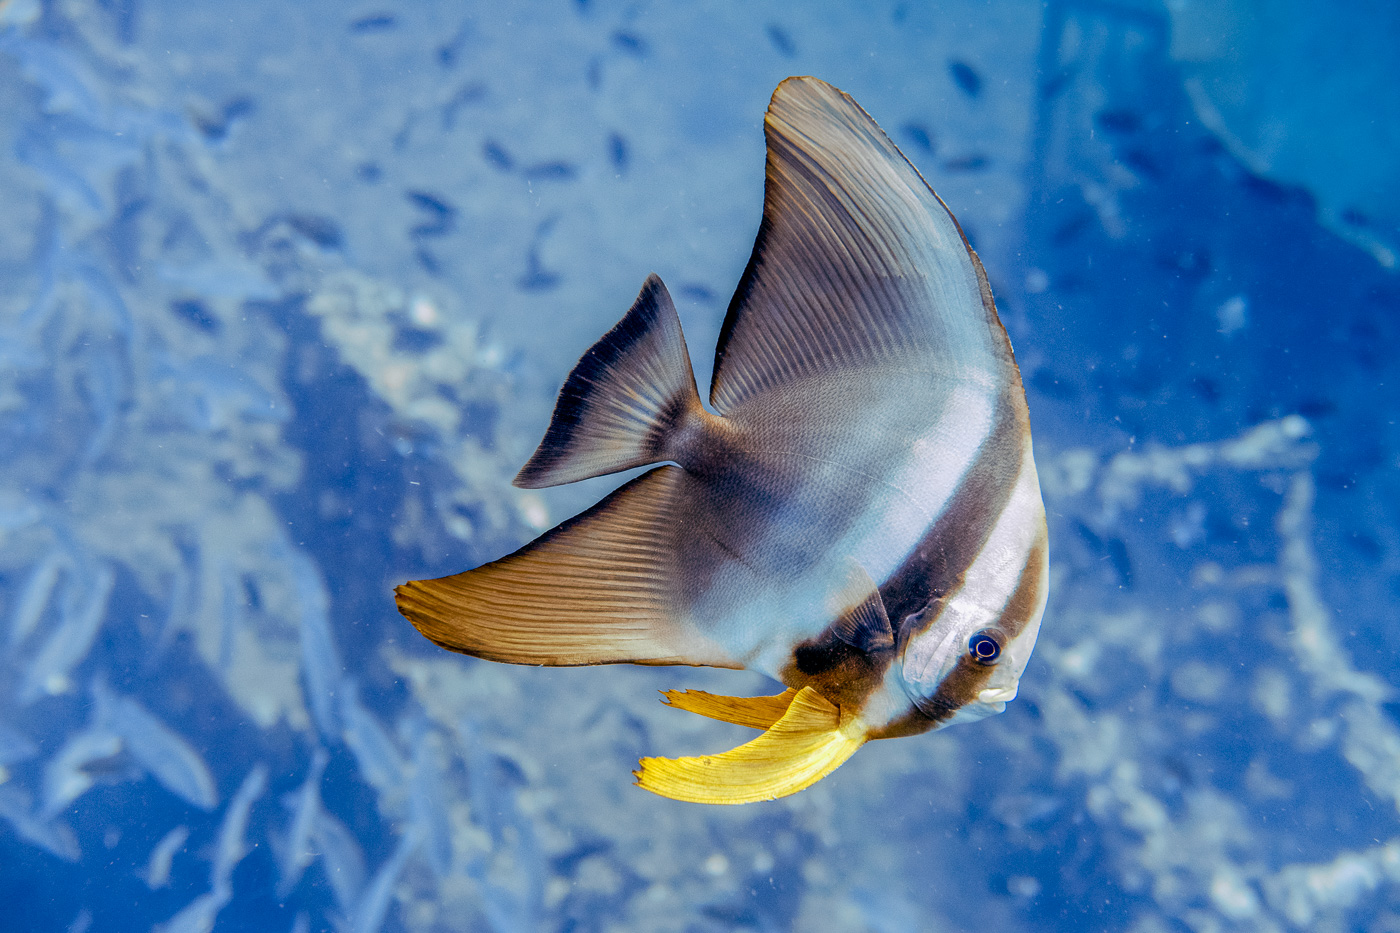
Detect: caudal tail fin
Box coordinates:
(514, 274, 704, 489)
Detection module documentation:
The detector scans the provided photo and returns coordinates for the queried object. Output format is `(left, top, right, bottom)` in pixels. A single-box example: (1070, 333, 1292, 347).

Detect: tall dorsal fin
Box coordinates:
(396, 466, 738, 668)
(709, 76, 1015, 413)
(515, 274, 703, 489)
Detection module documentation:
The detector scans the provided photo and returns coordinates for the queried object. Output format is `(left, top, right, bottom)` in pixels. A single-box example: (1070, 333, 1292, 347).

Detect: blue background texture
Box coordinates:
(1, 1, 1398, 931)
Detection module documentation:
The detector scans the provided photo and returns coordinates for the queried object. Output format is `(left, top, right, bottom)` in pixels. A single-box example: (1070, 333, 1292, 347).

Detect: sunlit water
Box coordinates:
(2, 1, 1398, 931)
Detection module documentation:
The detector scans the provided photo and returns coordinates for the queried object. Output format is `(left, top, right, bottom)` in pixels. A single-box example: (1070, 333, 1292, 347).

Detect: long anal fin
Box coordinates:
(635, 687, 867, 804)
(661, 688, 797, 729)
(515, 274, 704, 489)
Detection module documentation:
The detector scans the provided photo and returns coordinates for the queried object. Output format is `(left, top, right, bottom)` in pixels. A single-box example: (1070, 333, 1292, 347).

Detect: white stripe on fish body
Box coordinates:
(987, 526, 1050, 705)
(840, 382, 996, 582)
(900, 439, 1047, 711)
(686, 374, 998, 675)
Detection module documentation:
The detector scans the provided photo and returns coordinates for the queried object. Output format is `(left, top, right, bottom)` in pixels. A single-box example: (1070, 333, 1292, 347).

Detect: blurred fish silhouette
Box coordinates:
(397, 76, 1048, 804)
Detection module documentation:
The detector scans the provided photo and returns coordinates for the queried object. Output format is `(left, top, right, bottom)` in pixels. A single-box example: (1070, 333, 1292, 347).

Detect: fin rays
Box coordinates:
(661, 688, 797, 729)
(515, 274, 702, 489)
(709, 76, 1011, 413)
(397, 466, 736, 668)
(636, 687, 867, 804)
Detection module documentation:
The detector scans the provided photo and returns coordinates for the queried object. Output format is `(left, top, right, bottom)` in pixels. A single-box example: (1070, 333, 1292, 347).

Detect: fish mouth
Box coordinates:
(978, 685, 1017, 704)
(634, 686, 869, 805)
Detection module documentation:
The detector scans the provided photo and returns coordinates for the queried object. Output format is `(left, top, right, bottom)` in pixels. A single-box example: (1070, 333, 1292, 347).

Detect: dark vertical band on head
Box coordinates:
(872, 532, 1047, 738)
(879, 393, 1028, 644)
(910, 531, 1046, 722)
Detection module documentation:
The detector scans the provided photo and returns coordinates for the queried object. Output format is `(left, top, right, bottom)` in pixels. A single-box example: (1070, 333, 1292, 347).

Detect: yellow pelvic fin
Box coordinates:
(660, 688, 797, 729)
(635, 687, 867, 805)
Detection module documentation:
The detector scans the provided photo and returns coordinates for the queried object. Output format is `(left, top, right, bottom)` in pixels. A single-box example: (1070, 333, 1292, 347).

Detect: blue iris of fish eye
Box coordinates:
(969, 630, 1003, 665)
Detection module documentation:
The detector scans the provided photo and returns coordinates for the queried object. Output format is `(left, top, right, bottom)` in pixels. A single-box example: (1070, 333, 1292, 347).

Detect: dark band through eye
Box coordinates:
(969, 630, 1003, 665)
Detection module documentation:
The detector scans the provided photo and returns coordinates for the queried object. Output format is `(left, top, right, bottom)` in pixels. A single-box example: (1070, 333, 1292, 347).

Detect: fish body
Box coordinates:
(397, 76, 1047, 803)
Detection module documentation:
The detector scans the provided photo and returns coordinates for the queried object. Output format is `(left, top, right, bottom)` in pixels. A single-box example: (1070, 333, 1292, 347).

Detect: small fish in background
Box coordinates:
(92, 679, 219, 811)
(344, 825, 423, 933)
(397, 76, 1048, 804)
(311, 808, 368, 917)
(152, 764, 268, 933)
(0, 782, 80, 861)
(338, 680, 407, 810)
(144, 825, 190, 889)
(18, 564, 115, 704)
(0, 717, 39, 769)
(7, 547, 69, 649)
(41, 727, 125, 819)
(274, 748, 329, 897)
(404, 720, 454, 880)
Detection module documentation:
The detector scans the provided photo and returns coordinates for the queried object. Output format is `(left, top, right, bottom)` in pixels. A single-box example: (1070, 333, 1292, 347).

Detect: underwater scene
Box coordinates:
(2, 0, 1399, 930)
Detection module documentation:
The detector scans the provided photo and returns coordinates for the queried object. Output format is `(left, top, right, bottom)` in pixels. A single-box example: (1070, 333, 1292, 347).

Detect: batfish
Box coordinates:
(396, 76, 1048, 804)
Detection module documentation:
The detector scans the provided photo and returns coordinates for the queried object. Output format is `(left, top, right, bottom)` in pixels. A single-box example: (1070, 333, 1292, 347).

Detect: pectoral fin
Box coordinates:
(829, 563, 894, 654)
(660, 688, 797, 729)
(635, 687, 867, 804)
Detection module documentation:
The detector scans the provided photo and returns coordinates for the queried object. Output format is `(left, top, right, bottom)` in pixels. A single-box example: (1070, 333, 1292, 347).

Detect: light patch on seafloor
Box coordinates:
(515, 492, 550, 532)
(306, 271, 522, 541)
(1168, 0, 1400, 270)
(1215, 294, 1248, 336)
(1170, 661, 1227, 703)
(1037, 416, 1400, 931)
(364, 414, 1400, 933)
(1, 2, 1397, 931)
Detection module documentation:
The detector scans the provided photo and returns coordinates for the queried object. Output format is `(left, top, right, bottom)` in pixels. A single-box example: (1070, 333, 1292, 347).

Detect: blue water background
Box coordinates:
(2, 1, 1399, 930)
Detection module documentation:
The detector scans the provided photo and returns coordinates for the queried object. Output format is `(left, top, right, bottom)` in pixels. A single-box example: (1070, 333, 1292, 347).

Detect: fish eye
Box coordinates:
(968, 630, 1003, 665)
